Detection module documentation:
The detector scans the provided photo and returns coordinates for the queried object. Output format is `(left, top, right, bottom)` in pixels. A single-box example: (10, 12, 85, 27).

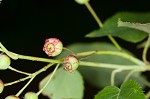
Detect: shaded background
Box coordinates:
(0, 0, 150, 98)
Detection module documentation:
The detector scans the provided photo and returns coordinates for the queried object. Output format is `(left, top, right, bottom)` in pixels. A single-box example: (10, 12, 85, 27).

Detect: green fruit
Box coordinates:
(5, 95, 20, 99)
(0, 79, 4, 93)
(75, 0, 90, 4)
(24, 92, 38, 99)
(0, 54, 11, 70)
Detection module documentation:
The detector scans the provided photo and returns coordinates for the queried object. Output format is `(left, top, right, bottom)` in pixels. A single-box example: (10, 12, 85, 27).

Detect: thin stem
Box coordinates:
(124, 70, 138, 82)
(84, 2, 103, 27)
(142, 34, 150, 64)
(8, 66, 31, 75)
(108, 35, 122, 50)
(4, 75, 31, 87)
(77, 51, 145, 66)
(141, 78, 150, 88)
(4, 63, 54, 87)
(0, 42, 18, 59)
(0, 43, 62, 63)
(18, 54, 62, 63)
(36, 64, 60, 96)
(84, 2, 122, 50)
(16, 76, 35, 97)
(63, 47, 75, 55)
(111, 69, 122, 86)
(146, 90, 150, 99)
(80, 61, 144, 70)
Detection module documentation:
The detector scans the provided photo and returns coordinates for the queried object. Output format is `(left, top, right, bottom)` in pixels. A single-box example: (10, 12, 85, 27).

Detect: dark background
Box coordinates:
(0, 0, 150, 98)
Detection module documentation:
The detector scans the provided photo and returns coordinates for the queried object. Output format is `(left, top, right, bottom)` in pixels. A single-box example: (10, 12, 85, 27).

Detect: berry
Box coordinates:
(75, 0, 90, 4)
(5, 95, 20, 99)
(63, 55, 79, 73)
(24, 92, 38, 99)
(0, 54, 11, 70)
(43, 38, 63, 57)
(0, 79, 4, 93)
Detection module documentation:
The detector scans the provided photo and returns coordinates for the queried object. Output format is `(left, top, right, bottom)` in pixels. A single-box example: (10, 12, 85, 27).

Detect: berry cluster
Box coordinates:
(0, 38, 79, 98)
(43, 38, 79, 72)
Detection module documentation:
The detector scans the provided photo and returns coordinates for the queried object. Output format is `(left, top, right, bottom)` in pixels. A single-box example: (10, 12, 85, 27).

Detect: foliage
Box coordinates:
(1, 0, 150, 99)
(94, 80, 146, 99)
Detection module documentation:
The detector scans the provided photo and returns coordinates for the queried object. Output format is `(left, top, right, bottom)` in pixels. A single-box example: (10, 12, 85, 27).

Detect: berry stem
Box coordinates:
(80, 61, 145, 70)
(0, 44, 62, 63)
(8, 66, 31, 75)
(77, 50, 144, 66)
(17, 54, 62, 63)
(0, 42, 18, 60)
(16, 76, 35, 97)
(36, 63, 60, 96)
(142, 34, 150, 64)
(4, 63, 54, 87)
(124, 69, 138, 82)
(80, 60, 149, 86)
(4, 75, 31, 87)
(84, 2, 103, 27)
(146, 90, 150, 99)
(84, 2, 122, 50)
(63, 47, 75, 55)
(111, 69, 122, 86)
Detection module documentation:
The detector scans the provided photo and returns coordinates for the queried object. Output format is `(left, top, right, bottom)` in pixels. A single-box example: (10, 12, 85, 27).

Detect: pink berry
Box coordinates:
(43, 38, 63, 57)
(63, 55, 79, 73)
(0, 79, 4, 93)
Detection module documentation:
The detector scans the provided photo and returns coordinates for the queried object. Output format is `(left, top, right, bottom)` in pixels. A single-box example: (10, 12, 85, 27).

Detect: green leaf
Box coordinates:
(86, 12, 150, 43)
(94, 80, 146, 99)
(56, 42, 147, 88)
(39, 68, 84, 99)
(118, 19, 150, 34)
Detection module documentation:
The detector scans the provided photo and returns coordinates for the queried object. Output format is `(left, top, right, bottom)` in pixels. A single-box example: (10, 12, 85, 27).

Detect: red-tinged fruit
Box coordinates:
(0, 54, 11, 70)
(24, 92, 38, 99)
(0, 79, 4, 93)
(43, 38, 63, 57)
(63, 55, 79, 73)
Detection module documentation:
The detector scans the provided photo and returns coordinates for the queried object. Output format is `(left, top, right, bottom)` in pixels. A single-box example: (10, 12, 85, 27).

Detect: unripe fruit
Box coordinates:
(24, 92, 38, 99)
(0, 54, 11, 70)
(63, 55, 79, 73)
(75, 0, 90, 4)
(0, 79, 4, 93)
(43, 38, 63, 57)
(5, 95, 20, 99)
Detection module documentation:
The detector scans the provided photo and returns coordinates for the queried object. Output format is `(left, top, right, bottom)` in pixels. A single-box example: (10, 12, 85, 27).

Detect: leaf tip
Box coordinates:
(85, 33, 92, 38)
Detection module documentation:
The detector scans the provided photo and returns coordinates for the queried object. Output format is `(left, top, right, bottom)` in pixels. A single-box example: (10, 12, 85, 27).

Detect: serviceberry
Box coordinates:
(63, 55, 79, 73)
(0, 54, 11, 70)
(5, 95, 20, 99)
(24, 92, 38, 99)
(0, 79, 4, 93)
(75, 0, 90, 4)
(43, 38, 63, 57)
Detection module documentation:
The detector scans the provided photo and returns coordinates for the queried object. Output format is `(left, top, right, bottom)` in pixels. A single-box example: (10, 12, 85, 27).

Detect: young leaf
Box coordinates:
(86, 12, 150, 43)
(94, 80, 146, 99)
(39, 67, 84, 99)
